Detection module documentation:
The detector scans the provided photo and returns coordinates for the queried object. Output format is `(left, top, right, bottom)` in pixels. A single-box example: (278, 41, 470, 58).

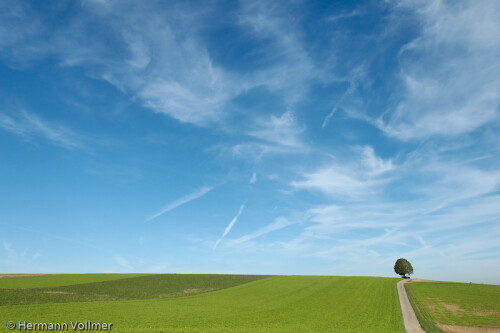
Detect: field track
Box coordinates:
(398, 279, 425, 333)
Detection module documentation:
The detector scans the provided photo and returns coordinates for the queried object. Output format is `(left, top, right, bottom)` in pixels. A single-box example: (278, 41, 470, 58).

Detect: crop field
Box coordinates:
(0, 274, 404, 332)
(0, 274, 271, 305)
(0, 274, 148, 289)
(405, 281, 500, 333)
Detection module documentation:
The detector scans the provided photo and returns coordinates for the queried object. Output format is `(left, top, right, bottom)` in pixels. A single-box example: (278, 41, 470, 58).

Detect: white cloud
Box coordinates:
(292, 167, 374, 199)
(2, 240, 17, 259)
(132, 37, 232, 126)
(380, 0, 500, 139)
(228, 142, 300, 160)
(249, 111, 304, 148)
(0, 111, 82, 149)
(311, 228, 399, 258)
(322, 66, 365, 128)
(146, 186, 214, 222)
(0, 2, 236, 127)
(278, 134, 500, 281)
(114, 255, 132, 271)
(249, 172, 257, 184)
(237, 0, 318, 100)
(361, 146, 394, 175)
(1, 1, 498, 283)
(1, 1, 315, 129)
(139, 77, 226, 126)
(220, 110, 306, 160)
(0, 2, 46, 66)
(225, 216, 294, 248)
(418, 163, 500, 208)
(0, 1, 326, 158)
(307, 204, 401, 235)
(326, 10, 365, 23)
(273, 190, 500, 283)
(291, 146, 393, 199)
(214, 203, 245, 249)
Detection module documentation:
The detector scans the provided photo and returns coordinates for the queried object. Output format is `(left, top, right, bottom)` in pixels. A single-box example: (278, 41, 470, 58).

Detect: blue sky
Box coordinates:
(1, 0, 499, 284)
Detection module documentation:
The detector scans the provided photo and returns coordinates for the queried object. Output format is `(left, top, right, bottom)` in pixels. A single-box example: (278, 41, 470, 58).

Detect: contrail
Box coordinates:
(249, 172, 257, 184)
(214, 203, 245, 249)
(146, 186, 214, 221)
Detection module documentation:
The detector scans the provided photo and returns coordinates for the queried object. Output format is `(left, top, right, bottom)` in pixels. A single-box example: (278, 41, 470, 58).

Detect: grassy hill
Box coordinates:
(0, 274, 404, 332)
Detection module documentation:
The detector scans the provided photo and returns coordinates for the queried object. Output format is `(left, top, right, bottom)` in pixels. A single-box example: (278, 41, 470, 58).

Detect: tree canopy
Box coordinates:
(394, 258, 413, 278)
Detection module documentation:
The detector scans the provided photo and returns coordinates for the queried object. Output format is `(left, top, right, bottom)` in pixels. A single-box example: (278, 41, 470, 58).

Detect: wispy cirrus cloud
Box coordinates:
(293, 145, 500, 237)
(237, 0, 318, 100)
(1, 1, 498, 283)
(146, 186, 214, 222)
(214, 203, 245, 249)
(302, 194, 500, 282)
(0, 1, 322, 155)
(2, 240, 17, 259)
(0, 1, 234, 127)
(224, 216, 295, 248)
(361, 146, 394, 175)
(114, 254, 133, 271)
(322, 66, 365, 128)
(326, 10, 366, 23)
(264, 186, 500, 281)
(97, 6, 235, 127)
(278, 144, 500, 281)
(249, 172, 257, 184)
(378, 0, 500, 140)
(291, 146, 393, 199)
(220, 110, 307, 160)
(0, 1, 47, 67)
(292, 167, 375, 199)
(248, 111, 305, 149)
(0, 111, 82, 149)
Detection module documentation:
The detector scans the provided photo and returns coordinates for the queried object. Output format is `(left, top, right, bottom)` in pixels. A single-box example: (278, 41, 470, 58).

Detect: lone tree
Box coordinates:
(394, 258, 413, 278)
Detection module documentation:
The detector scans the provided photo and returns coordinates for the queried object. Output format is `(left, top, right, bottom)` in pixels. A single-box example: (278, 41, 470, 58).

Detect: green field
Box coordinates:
(0, 274, 404, 332)
(0, 274, 271, 305)
(405, 281, 500, 332)
(0, 274, 147, 289)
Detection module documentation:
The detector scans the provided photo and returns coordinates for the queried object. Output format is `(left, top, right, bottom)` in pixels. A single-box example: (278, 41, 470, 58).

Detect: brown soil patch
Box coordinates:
(160, 288, 216, 298)
(43, 291, 73, 295)
(182, 288, 215, 294)
(438, 324, 500, 333)
(427, 301, 499, 317)
(0, 274, 49, 278)
(474, 311, 499, 317)
(442, 302, 464, 314)
(93, 294, 112, 300)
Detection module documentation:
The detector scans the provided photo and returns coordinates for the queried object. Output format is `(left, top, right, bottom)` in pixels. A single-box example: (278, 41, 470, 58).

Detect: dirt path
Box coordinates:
(397, 279, 426, 333)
